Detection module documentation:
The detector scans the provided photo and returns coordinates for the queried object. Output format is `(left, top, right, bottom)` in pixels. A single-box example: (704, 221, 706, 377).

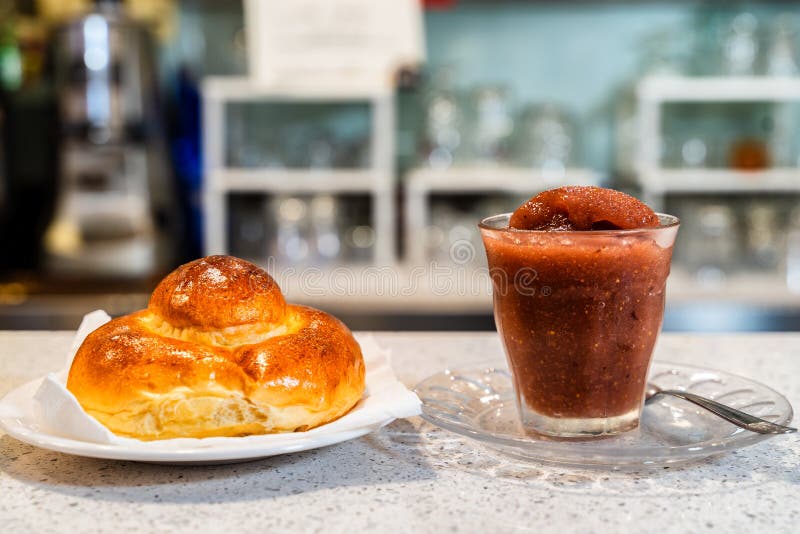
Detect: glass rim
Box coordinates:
(478, 212, 680, 235)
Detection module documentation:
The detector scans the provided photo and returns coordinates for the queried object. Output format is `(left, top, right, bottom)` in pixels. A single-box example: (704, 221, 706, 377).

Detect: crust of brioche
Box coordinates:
(66, 256, 365, 441)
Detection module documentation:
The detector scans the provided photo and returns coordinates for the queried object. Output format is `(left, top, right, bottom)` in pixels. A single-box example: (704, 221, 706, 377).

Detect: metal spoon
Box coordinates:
(645, 383, 797, 435)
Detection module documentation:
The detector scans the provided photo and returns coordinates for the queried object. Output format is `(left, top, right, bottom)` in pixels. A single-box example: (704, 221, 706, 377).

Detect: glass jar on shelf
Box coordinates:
(512, 103, 576, 182)
(421, 66, 464, 169)
(766, 14, 798, 77)
(676, 200, 739, 288)
(309, 195, 341, 265)
(745, 202, 783, 272)
(719, 12, 760, 77)
(271, 195, 311, 265)
(464, 85, 514, 165)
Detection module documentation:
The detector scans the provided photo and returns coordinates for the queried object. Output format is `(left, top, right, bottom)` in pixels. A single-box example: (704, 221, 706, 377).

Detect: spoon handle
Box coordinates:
(656, 390, 797, 435)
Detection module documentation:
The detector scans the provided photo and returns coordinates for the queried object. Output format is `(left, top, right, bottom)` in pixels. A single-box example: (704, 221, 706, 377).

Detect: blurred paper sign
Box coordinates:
(244, 0, 425, 93)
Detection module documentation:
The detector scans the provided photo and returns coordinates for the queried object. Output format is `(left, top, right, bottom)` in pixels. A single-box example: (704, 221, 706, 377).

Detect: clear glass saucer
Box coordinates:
(415, 361, 795, 468)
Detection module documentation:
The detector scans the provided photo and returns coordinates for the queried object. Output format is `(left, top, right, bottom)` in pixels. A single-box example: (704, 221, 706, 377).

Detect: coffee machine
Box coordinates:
(45, 0, 170, 277)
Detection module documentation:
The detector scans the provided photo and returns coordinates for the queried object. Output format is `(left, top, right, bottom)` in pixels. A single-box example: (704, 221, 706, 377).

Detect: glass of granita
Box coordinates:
(479, 186, 679, 439)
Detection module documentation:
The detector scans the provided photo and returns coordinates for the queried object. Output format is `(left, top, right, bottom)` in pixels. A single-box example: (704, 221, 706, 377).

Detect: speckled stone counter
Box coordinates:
(1, 332, 798, 533)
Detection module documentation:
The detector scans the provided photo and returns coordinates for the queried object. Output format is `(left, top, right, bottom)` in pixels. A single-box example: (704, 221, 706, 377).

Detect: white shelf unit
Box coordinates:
(636, 76, 800, 207)
(202, 77, 396, 265)
(404, 166, 600, 264)
(638, 76, 800, 103)
(643, 168, 800, 195)
(636, 76, 800, 308)
(276, 264, 495, 314)
(666, 268, 800, 308)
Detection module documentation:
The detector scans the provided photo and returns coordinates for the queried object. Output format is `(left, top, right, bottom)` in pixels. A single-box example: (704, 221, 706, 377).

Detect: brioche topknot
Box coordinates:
(148, 255, 287, 330)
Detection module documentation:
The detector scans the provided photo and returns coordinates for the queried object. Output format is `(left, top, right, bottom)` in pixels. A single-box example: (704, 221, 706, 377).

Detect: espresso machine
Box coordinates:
(45, 0, 170, 277)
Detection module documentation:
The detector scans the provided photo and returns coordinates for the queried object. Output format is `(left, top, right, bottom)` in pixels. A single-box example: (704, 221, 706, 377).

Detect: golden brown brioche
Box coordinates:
(66, 256, 365, 440)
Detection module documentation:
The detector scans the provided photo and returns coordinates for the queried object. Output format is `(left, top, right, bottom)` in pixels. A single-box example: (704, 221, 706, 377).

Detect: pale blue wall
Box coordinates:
(171, 1, 798, 176)
(423, 2, 795, 174)
(425, 3, 689, 112)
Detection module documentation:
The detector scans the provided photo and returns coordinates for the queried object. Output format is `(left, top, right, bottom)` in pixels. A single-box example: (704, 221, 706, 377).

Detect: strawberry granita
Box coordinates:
(480, 187, 679, 437)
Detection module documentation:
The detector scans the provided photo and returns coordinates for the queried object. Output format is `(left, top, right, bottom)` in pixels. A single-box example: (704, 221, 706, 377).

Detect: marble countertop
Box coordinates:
(1, 331, 798, 533)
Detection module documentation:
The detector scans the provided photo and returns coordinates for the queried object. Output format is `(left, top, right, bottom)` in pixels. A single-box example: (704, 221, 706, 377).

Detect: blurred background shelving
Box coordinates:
(404, 166, 599, 265)
(202, 76, 396, 267)
(4, 0, 800, 330)
(636, 72, 800, 310)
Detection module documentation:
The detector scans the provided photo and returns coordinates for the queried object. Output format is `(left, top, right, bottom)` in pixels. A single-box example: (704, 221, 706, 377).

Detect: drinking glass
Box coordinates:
(479, 213, 679, 438)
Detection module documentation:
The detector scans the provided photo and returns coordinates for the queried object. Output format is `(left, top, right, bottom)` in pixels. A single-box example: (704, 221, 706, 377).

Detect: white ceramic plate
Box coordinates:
(0, 377, 395, 465)
(415, 360, 795, 468)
